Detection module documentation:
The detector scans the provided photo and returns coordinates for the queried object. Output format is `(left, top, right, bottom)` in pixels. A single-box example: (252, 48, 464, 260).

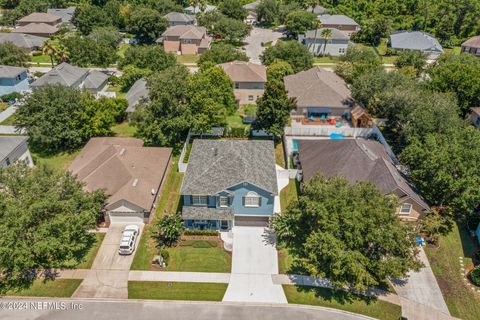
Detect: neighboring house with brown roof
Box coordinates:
(14, 12, 61, 37)
(297, 139, 429, 221)
(68, 137, 172, 224)
(218, 61, 266, 105)
(31, 62, 109, 93)
(461, 36, 480, 57)
(158, 25, 211, 55)
(284, 67, 368, 126)
(471, 107, 480, 128)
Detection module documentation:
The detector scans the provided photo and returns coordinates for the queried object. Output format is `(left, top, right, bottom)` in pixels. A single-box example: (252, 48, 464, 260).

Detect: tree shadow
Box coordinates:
(295, 285, 379, 305)
(457, 221, 478, 259)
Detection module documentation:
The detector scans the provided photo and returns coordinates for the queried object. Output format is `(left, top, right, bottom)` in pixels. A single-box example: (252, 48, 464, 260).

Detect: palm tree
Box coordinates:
(55, 45, 69, 64)
(312, 20, 321, 55)
(42, 40, 58, 68)
(320, 28, 332, 55)
(307, 0, 319, 13)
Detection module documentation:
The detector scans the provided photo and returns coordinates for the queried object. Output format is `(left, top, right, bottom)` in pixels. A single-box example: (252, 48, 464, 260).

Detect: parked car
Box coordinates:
(118, 225, 139, 255)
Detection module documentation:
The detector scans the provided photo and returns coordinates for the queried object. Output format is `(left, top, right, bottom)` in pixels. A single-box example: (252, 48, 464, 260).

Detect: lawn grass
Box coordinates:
(313, 56, 341, 64)
(176, 54, 200, 64)
(131, 157, 184, 270)
(117, 43, 130, 59)
(226, 110, 249, 129)
(275, 141, 286, 167)
(106, 84, 126, 99)
(31, 150, 80, 172)
(0, 113, 17, 125)
(280, 179, 299, 213)
(76, 233, 105, 269)
(278, 248, 294, 274)
(283, 285, 401, 320)
(30, 54, 52, 64)
(3, 279, 82, 298)
(111, 121, 137, 137)
(164, 242, 232, 273)
(128, 281, 227, 301)
(424, 223, 480, 320)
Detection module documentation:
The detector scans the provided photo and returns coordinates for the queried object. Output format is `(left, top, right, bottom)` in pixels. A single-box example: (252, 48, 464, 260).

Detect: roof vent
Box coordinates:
(151, 189, 156, 195)
(120, 148, 126, 156)
(132, 178, 138, 187)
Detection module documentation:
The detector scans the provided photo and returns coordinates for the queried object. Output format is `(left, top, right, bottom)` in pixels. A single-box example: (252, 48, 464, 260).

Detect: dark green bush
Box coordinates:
(183, 230, 219, 236)
(470, 266, 480, 286)
(160, 249, 170, 265)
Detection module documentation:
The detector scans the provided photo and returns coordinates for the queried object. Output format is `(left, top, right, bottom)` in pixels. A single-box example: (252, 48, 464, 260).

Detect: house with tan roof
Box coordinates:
(297, 138, 429, 221)
(68, 137, 172, 224)
(157, 25, 211, 55)
(284, 67, 370, 127)
(461, 36, 480, 57)
(218, 61, 266, 105)
(14, 12, 61, 37)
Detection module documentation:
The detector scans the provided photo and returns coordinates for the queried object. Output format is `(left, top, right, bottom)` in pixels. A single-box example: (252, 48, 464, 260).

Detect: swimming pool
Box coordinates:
(292, 139, 298, 152)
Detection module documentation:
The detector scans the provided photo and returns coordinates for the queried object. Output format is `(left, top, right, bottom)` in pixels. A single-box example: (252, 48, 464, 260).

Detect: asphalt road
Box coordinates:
(244, 27, 283, 64)
(0, 298, 374, 320)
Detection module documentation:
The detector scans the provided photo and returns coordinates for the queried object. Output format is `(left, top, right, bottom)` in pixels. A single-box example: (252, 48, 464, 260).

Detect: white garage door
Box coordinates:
(108, 213, 144, 224)
(234, 216, 269, 227)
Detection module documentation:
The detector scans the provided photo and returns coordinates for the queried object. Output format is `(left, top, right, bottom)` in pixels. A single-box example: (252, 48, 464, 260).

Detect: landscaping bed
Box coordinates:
(128, 281, 227, 301)
(283, 285, 401, 320)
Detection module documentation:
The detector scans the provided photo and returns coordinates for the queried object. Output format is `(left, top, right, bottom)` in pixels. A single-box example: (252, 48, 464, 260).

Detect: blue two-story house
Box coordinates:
(180, 139, 278, 230)
(0, 66, 29, 96)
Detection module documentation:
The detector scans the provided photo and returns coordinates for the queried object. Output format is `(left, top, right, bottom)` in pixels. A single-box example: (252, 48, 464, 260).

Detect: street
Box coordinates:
(244, 27, 283, 64)
(0, 298, 374, 320)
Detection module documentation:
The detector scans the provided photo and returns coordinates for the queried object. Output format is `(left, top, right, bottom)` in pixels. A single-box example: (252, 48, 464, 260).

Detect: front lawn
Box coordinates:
(3, 279, 82, 298)
(176, 55, 200, 64)
(163, 239, 232, 273)
(30, 54, 52, 64)
(76, 233, 105, 269)
(131, 157, 184, 270)
(313, 56, 341, 64)
(0, 113, 17, 125)
(424, 223, 480, 320)
(280, 179, 299, 212)
(111, 121, 137, 137)
(278, 248, 294, 274)
(128, 281, 227, 301)
(283, 285, 401, 320)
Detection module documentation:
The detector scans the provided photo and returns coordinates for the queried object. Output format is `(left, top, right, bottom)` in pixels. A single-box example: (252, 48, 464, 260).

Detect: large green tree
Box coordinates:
(0, 42, 29, 67)
(335, 47, 382, 84)
(256, 0, 279, 26)
(198, 43, 248, 66)
(15, 85, 123, 152)
(212, 16, 251, 43)
(428, 53, 480, 116)
(219, 0, 247, 20)
(119, 45, 177, 71)
(253, 80, 296, 137)
(400, 127, 480, 219)
(61, 35, 118, 68)
(285, 10, 317, 38)
(126, 7, 168, 44)
(273, 175, 422, 291)
(261, 40, 313, 72)
(266, 59, 294, 82)
(132, 64, 192, 147)
(394, 50, 427, 77)
(73, 4, 113, 35)
(0, 163, 106, 293)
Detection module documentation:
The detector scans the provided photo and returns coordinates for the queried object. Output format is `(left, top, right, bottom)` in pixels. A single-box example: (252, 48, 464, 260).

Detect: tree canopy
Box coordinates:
(119, 45, 177, 71)
(261, 40, 313, 73)
(335, 47, 382, 84)
(0, 42, 30, 67)
(273, 175, 422, 291)
(126, 7, 168, 44)
(0, 163, 106, 293)
(285, 10, 318, 38)
(266, 59, 294, 82)
(219, 0, 247, 20)
(198, 43, 249, 67)
(61, 35, 118, 68)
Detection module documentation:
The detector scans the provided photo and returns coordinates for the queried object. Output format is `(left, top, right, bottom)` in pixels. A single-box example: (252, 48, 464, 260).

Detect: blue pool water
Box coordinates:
(329, 133, 345, 139)
(292, 139, 298, 152)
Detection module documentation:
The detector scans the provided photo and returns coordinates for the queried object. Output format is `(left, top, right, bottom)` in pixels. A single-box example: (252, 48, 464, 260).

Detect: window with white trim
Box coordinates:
(399, 203, 412, 215)
(192, 195, 208, 206)
(244, 191, 260, 207)
(219, 196, 229, 207)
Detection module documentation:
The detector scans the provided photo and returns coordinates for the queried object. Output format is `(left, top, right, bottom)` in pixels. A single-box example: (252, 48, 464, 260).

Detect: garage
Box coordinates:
(234, 216, 269, 227)
(108, 212, 145, 224)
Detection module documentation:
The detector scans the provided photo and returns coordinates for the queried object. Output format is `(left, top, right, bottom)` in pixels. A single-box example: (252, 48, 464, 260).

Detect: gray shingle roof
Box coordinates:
(181, 139, 278, 195)
(389, 31, 443, 53)
(0, 33, 47, 49)
(182, 206, 234, 220)
(164, 12, 195, 23)
(0, 65, 27, 78)
(47, 7, 76, 24)
(0, 136, 28, 162)
(125, 78, 149, 113)
(184, 4, 216, 14)
(304, 28, 349, 40)
(318, 14, 359, 26)
(83, 70, 108, 91)
(31, 62, 88, 88)
(284, 67, 355, 109)
(243, 0, 260, 11)
(297, 139, 429, 210)
(306, 5, 327, 15)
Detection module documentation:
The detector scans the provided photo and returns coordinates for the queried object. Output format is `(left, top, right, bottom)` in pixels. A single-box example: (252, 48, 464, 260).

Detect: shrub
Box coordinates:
(470, 266, 480, 286)
(1, 92, 21, 102)
(160, 249, 170, 266)
(183, 230, 219, 236)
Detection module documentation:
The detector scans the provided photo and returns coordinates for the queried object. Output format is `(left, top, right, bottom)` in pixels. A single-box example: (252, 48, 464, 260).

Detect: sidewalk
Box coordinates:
(0, 106, 16, 123)
(129, 271, 230, 283)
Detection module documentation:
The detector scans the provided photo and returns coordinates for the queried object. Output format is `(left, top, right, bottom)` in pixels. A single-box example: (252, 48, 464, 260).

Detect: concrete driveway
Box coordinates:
(223, 227, 287, 303)
(244, 27, 283, 64)
(72, 223, 144, 299)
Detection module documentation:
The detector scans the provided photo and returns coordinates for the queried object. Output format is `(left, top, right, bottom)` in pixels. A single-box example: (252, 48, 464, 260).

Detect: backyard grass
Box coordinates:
(3, 279, 82, 298)
(128, 281, 227, 301)
(280, 179, 299, 213)
(0, 113, 17, 125)
(164, 240, 232, 273)
(283, 285, 401, 320)
(424, 223, 480, 320)
(31, 150, 80, 172)
(106, 85, 126, 99)
(30, 54, 52, 64)
(176, 54, 200, 64)
(226, 110, 249, 129)
(313, 56, 341, 64)
(111, 121, 137, 137)
(275, 141, 286, 167)
(131, 157, 184, 270)
(76, 233, 105, 269)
